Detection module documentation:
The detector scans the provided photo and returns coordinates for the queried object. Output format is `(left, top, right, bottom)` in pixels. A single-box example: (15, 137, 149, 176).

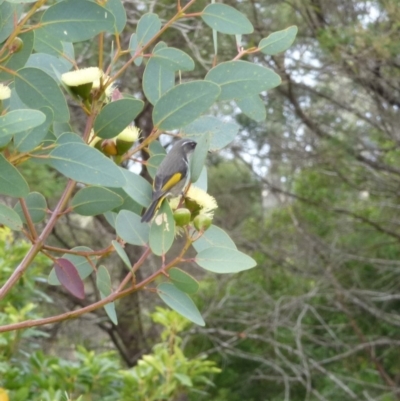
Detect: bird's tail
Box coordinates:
(141, 196, 165, 223)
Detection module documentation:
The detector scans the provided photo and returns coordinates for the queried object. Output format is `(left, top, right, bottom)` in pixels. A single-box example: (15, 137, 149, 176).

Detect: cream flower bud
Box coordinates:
(61, 67, 103, 87)
(0, 84, 11, 100)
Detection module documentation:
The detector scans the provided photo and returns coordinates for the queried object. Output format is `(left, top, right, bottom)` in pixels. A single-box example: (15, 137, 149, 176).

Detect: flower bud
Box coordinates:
(9, 37, 23, 53)
(173, 208, 191, 227)
(193, 214, 212, 231)
(101, 139, 118, 156)
(115, 126, 140, 155)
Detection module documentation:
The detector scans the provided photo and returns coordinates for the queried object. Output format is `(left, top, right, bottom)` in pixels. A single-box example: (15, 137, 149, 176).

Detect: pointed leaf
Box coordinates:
(112, 240, 131, 270)
(94, 98, 144, 139)
(15, 67, 70, 122)
(71, 186, 123, 216)
(96, 265, 113, 296)
(259, 26, 298, 55)
(153, 81, 220, 130)
(143, 56, 175, 106)
(14, 192, 47, 224)
(40, 0, 115, 42)
(195, 246, 256, 273)
(158, 283, 205, 326)
(48, 246, 96, 285)
(48, 143, 126, 187)
(182, 115, 239, 151)
(202, 3, 253, 35)
(0, 154, 29, 198)
(149, 201, 175, 256)
(205, 61, 281, 101)
(169, 268, 199, 294)
(152, 48, 195, 71)
(0, 203, 23, 231)
(192, 225, 236, 253)
(115, 210, 149, 246)
(54, 258, 85, 299)
(101, 292, 118, 325)
(0, 31, 34, 81)
(237, 95, 266, 122)
(136, 13, 161, 46)
(121, 168, 152, 207)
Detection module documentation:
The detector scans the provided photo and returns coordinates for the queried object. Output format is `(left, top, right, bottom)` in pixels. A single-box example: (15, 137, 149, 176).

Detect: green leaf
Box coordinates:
(97, 265, 118, 325)
(0, 154, 29, 198)
(143, 56, 175, 106)
(26, 53, 73, 81)
(0, 31, 34, 81)
(40, 0, 115, 43)
(190, 132, 210, 183)
(121, 168, 152, 208)
(103, 211, 117, 229)
(237, 95, 266, 122)
(94, 98, 144, 139)
(153, 81, 220, 130)
(115, 210, 149, 246)
(149, 201, 175, 256)
(15, 67, 70, 122)
(169, 268, 199, 294)
(0, 2, 20, 43)
(71, 186, 123, 216)
(48, 143, 126, 187)
(112, 240, 131, 270)
(157, 283, 205, 326)
(110, 187, 142, 215)
(136, 13, 161, 46)
(129, 34, 143, 66)
(104, 0, 126, 34)
(14, 107, 54, 152)
(146, 154, 164, 180)
(14, 192, 47, 224)
(0, 203, 23, 231)
(192, 225, 236, 253)
(56, 132, 84, 145)
(202, 3, 253, 35)
(182, 116, 239, 151)
(33, 28, 63, 56)
(148, 139, 167, 156)
(153, 48, 194, 72)
(205, 61, 281, 101)
(194, 166, 207, 192)
(0, 109, 46, 144)
(259, 26, 298, 55)
(195, 246, 256, 273)
(48, 246, 96, 285)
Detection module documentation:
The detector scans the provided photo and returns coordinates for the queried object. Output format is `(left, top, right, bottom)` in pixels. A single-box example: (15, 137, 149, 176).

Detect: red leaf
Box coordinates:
(54, 258, 85, 299)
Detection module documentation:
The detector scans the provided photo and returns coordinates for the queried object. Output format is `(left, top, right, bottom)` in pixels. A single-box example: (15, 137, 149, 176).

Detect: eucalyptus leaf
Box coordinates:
(0, 203, 23, 231)
(169, 268, 199, 295)
(14, 192, 47, 224)
(115, 210, 149, 246)
(157, 283, 205, 326)
(0, 154, 29, 198)
(259, 26, 298, 55)
(149, 201, 175, 256)
(121, 168, 152, 207)
(136, 13, 161, 46)
(152, 48, 195, 72)
(237, 95, 266, 122)
(192, 225, 237, 253)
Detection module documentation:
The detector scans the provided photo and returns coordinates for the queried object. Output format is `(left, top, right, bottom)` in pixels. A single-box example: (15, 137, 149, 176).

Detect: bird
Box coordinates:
(141, 138, 197, 223)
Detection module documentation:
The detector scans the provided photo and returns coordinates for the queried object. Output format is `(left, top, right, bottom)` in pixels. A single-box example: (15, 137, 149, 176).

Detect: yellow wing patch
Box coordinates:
(161, 172, 182, 192)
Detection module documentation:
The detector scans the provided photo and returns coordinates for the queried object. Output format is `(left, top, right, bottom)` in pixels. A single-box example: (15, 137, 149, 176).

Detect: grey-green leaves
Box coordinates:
(259, 26, 298, 55)
(202, 4, 253, 35)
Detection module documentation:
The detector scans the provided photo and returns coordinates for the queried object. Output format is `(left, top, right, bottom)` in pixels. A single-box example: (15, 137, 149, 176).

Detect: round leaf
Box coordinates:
(202, 3, 254, 35)
(71, 186, 124, 216)
(94, 98, 144, 139)
(153, 81, 221, 130)
(115, 210, 149, 246)
(157, 282, 205, 326)
(104, 0, 127, 34)
(182, 115, 239, 151)
(121, 168, 152, 207)
(0, 203, 23, 231)
(15, 67, 70, 122)
(136, 13, 161, 46)
(0, 154, 29, 198)
(259, 26, 298, 55)
(149, 201, 175, 256)
(192, 225, 237, 253)
(237, 95, 266, 122)
(169, 268, 199, 294)
(152, 48, 195, 71)
(205, 61, 281, 101)
(48, 143, 126, 187)
(143, 56, 175, 106)
(195, 246, 256, 273)
(40, 0, 115, 42)
(14, 192, 47, 224)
